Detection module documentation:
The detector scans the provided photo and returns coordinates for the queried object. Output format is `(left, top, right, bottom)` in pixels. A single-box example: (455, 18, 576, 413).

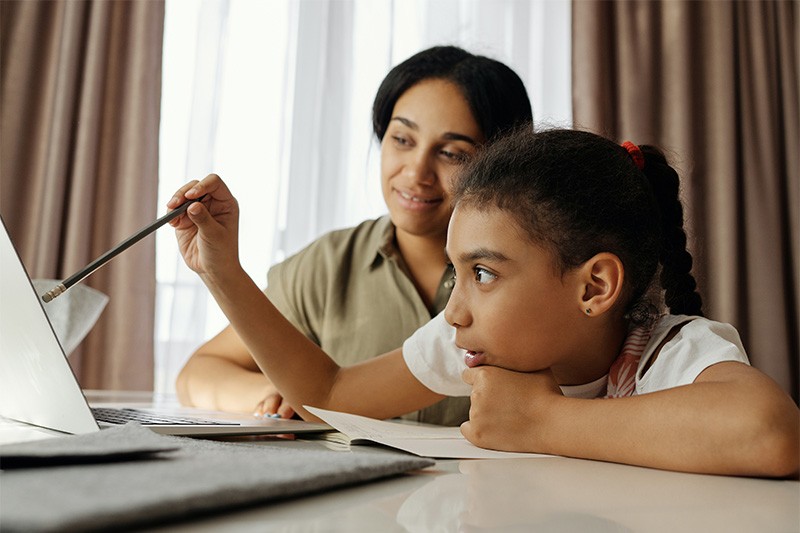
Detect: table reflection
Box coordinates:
(395, 457, 798, 532)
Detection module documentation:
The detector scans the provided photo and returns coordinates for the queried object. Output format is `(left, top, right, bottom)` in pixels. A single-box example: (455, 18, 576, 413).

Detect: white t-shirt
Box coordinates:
(402, 312, 750, 399)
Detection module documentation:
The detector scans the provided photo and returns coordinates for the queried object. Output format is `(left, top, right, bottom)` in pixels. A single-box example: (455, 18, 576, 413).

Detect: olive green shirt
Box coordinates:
(265, 216, 469, 426)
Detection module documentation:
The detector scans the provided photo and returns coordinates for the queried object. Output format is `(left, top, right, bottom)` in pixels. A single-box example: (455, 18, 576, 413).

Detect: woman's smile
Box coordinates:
(393, 187, 444, 211)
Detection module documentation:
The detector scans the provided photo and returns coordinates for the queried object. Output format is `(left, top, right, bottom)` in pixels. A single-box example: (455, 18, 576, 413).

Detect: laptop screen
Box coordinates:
(0, 217, 99, 434)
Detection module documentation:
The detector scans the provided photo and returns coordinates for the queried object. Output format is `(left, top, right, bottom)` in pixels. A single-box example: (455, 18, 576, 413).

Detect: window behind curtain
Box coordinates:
(155, 0, 572, 395)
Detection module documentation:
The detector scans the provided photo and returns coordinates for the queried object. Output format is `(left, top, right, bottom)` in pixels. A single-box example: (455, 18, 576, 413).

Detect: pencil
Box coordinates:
(41, 196, 205, 303)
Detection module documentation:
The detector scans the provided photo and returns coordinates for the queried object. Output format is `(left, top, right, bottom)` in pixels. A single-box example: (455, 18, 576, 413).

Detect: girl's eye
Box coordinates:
(473, 267, 496, 284)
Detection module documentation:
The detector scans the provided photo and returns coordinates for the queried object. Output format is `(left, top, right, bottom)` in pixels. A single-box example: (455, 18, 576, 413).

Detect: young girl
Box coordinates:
(175, 45, 532, 425)
(169, 127, 799, 477)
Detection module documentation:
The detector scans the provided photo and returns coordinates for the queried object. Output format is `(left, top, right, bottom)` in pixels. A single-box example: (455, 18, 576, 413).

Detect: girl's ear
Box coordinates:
(577, 253, 624, 317)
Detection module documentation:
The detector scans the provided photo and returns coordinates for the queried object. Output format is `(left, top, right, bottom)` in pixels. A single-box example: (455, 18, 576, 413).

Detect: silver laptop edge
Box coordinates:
(0, 215, 330, 437)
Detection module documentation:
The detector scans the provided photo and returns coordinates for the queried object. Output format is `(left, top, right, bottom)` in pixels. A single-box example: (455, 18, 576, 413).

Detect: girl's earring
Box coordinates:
(585, 308, 592, 315)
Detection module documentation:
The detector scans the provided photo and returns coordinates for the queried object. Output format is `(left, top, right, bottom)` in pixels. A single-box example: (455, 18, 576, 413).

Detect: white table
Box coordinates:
(2, 391, 797, 532)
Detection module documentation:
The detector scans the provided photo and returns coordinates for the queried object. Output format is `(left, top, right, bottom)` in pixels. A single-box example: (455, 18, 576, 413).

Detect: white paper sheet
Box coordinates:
(305, 406, 552, 459)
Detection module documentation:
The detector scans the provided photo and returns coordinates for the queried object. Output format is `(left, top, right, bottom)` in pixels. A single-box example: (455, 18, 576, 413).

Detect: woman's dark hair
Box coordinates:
(453, 127, 703, 320)
(372, 46, 533, 142)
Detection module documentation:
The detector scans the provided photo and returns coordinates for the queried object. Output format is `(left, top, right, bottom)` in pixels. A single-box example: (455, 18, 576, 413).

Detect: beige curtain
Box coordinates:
(0, 0, 165, 389)
(573, 0, 799, 401)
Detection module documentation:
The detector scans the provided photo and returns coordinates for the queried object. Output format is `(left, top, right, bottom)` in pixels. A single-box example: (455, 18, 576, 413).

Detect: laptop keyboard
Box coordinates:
(91, 407, 238, 426)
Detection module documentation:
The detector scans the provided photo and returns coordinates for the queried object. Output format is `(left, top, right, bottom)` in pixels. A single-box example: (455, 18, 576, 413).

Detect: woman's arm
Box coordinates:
(169, 175, 444, 421)
(462, 361, 799, 478)
(175, 325, 293, 415)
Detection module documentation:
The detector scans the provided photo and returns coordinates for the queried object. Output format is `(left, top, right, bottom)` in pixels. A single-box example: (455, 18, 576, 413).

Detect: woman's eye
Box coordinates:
(440, 149, 469, 163)
(473, 267, 496, 284)
(393, 135, 411, 147)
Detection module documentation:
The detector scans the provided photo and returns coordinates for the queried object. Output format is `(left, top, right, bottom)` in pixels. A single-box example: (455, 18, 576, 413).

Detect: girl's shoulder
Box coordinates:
(636, 315, 750, 394)
(649, 315, 745, 352)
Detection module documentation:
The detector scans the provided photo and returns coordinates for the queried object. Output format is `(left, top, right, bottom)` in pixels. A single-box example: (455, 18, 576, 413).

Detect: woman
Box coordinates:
(175, 45, 532, 425)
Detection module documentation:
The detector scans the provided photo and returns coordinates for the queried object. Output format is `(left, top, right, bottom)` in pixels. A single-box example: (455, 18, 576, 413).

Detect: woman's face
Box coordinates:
(380, 79, 484, 242)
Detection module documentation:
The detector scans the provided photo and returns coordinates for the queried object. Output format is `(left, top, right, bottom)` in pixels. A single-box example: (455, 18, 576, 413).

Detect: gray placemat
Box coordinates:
(0, 423, 433, 532)
(0, 423, 177, 468)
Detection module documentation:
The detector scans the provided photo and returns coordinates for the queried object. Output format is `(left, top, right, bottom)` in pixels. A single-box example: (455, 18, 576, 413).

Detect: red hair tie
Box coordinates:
(622, 141, 645, 171)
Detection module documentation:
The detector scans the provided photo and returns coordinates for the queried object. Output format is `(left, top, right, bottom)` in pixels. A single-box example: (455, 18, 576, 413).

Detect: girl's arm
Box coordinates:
(462, 361, 799, 478)
(169, 175, 444, 421)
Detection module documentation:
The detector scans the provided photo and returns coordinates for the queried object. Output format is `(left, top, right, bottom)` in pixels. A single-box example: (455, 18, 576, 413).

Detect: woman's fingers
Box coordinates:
(253, 394, 296, 420)
(277, 400, 296, 420)
(254, 391, 285, 418)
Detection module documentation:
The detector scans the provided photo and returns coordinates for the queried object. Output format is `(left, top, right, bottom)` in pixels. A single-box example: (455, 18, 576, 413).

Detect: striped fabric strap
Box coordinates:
(605, 324, 655, 398)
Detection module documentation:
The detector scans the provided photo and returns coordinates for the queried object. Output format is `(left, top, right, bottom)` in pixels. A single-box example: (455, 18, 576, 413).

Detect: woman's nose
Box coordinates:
(403, 152, 436, 185)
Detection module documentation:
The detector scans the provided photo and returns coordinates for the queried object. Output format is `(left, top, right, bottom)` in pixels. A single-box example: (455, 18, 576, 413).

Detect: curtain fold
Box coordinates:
(1, 0, 165, 390)
(573, 0, 799, 400)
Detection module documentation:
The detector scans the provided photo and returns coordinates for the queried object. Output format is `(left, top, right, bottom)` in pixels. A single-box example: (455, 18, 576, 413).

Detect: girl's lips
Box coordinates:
(464, 351, 485, 368)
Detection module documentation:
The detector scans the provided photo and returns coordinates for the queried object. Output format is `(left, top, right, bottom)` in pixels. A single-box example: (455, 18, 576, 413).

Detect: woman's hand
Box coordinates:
(253, 385, 297, 420)
(460, 365, 562, 453)
(168, 174, 240, 278)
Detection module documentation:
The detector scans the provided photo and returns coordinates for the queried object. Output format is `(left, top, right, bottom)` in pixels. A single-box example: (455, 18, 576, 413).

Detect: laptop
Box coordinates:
(0, 216, 330, 437)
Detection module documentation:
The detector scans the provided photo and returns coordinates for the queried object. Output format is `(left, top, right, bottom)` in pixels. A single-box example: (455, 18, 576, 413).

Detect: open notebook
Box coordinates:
(0, 216, 330, 437)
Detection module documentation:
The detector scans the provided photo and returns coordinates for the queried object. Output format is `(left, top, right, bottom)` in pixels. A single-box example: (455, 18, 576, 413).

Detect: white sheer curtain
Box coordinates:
(155, 0, 572, 394)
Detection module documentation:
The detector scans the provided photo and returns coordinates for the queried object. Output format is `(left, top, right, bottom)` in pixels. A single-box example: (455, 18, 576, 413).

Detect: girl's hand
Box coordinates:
(168, 174, 240, 278)
(460, 366, 562, 453)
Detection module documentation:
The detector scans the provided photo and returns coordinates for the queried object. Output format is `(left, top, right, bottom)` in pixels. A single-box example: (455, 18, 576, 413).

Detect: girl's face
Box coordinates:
(444, 205, 590, 383)
(381, 79, 484, 242)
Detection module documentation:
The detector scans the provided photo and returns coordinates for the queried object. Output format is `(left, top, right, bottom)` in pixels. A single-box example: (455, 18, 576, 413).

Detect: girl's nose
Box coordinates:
(444, 283, 471, 328)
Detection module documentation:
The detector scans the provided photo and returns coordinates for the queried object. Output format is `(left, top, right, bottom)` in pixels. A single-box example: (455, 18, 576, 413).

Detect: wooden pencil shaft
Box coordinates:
(42, 197, 202, 302)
